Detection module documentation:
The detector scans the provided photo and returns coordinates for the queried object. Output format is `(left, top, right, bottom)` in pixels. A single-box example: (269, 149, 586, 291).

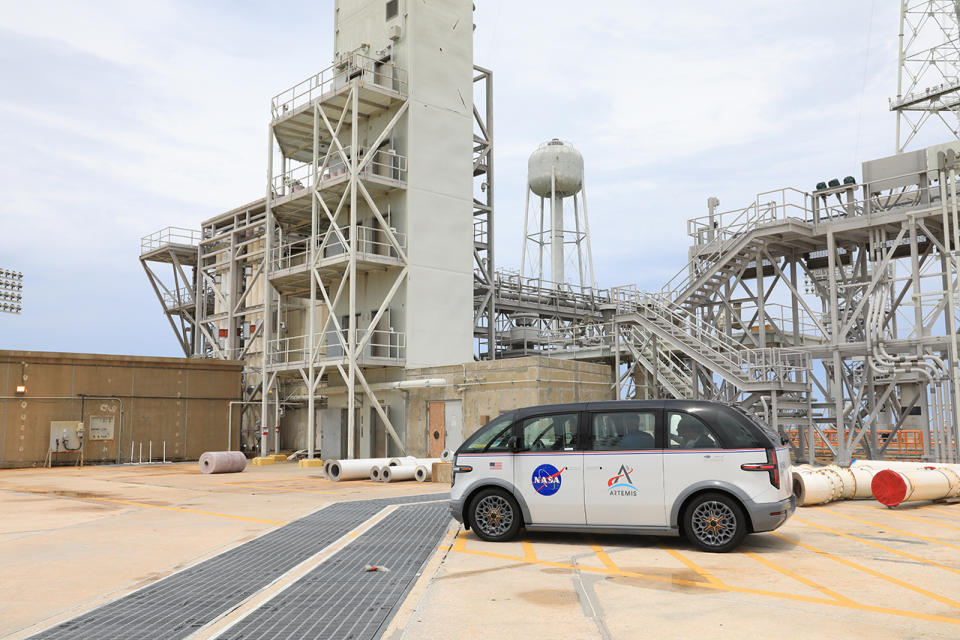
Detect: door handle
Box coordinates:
(703, 454, 724, 462)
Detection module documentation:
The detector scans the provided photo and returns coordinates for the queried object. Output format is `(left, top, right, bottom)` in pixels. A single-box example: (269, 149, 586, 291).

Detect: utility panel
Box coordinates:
(49, 421, 83, 452)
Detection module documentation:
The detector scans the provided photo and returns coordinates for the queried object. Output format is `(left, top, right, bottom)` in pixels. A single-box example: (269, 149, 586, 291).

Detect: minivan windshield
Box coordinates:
(458, 414, 515, 453)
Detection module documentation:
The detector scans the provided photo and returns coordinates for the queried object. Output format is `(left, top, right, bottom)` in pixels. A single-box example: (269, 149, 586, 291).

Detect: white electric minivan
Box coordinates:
(449, 400, 795, 552)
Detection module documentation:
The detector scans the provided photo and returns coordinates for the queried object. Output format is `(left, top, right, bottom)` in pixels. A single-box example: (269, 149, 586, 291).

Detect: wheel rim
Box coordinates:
(691, 500, 737, 547)
(474, 495, 514, 537)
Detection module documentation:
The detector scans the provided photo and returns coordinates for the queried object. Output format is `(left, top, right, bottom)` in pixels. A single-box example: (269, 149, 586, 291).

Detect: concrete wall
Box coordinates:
(0, 351, 243, 468)
(301, 356, 612, 459)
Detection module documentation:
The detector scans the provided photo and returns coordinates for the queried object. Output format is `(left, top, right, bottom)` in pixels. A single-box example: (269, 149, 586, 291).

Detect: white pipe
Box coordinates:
(414, 464, 431, 482)
(872, 467, 960, 506)
(382, 465, 417, 482)
(370, 465, 384, 481)
(327, 457, 393, 482)
(388, 456, 417, 467)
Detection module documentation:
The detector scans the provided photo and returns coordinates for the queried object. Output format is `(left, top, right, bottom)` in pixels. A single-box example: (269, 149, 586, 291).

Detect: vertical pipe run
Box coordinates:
(550, 167, 564, 286)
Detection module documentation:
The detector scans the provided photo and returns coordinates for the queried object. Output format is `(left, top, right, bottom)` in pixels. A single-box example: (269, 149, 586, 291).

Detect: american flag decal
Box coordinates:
(489, 461, 502, 470)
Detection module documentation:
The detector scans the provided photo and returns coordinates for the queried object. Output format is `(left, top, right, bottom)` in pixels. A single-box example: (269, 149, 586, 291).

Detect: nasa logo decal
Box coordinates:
(531, 464, 565, 496)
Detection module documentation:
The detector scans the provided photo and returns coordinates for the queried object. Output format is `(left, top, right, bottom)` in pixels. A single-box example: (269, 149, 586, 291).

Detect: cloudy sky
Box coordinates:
(0, 0, 951, 356)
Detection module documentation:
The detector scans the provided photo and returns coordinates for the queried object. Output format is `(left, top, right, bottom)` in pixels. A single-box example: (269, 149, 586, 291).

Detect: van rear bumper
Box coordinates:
(747, 494, 796, 532)
(449, 497, 465, 523)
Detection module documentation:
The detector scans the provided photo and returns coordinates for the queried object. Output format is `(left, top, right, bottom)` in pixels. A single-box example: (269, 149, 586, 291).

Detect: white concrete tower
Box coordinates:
(520, 139, 595, 290)
(260, 0, 475, 460)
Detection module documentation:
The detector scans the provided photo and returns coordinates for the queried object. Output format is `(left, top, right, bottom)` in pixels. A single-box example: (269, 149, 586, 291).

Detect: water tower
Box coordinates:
(520, 139, 595, 290)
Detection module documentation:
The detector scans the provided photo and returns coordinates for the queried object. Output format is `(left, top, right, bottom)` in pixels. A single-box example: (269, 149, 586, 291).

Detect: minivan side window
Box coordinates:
(459, 414, 514, 453)
(589, 411, 657, 450)
(519, 413, 579, 452)
(667, 412, 722, 449)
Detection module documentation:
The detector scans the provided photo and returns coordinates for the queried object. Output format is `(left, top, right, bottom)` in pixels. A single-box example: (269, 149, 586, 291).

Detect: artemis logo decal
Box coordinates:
(607, 465, 638, 496)
(532, 464, 565, 496)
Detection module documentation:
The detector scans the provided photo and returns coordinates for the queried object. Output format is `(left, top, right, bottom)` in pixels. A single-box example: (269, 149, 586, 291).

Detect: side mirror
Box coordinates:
(507, 435, 519, 451)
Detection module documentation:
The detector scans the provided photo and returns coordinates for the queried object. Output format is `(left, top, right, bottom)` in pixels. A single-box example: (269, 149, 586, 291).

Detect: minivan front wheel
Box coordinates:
(684, 492, 747, 553)
(469, 488, 522, 542)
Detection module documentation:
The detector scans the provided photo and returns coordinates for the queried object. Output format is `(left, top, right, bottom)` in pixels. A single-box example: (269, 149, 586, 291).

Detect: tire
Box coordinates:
(468, 487, 522, 542)
(683, 492, 748, 553)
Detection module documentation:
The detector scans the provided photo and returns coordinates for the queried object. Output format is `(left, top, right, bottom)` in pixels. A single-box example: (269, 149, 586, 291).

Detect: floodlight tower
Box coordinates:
(892, 1, 960, 151)
(0, 269, 23, 315)
(520, 139, 595, 290)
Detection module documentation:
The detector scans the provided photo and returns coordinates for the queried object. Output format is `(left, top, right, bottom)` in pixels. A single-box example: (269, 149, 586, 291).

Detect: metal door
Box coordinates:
(512, 412, 585, 525)
(583, 409, 666, 526)
(427, 401, 445, 458)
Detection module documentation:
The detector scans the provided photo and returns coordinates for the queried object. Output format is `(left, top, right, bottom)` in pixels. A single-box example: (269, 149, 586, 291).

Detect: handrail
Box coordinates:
(271, 147, 408, 197)
(269, 226, 406, 271)
(140, 227, 201, 253)
(271, 52, 408, 120)
(266, 328, 406, 365)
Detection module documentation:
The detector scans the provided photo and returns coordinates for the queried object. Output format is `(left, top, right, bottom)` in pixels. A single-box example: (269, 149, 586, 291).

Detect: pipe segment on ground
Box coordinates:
(872, 468, 960, 506)
(327, 458, 394, 482)
(414, 465, 431, 482)
(370, 466, 383, 481)
(382, 465, 417, 482)
(793, 460, 960, 506)
(388, 456, 418, 467)
(199, 451, 247, 474)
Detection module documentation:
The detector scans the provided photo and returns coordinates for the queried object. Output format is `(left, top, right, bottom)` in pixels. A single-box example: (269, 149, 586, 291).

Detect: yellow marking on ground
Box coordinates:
(0, 483, 286, 525)
(744, 551, 854, 604)
(216, 482, 338, 495)
(794, 516, 960, 575)
(774, 531, 960, 610)
(521, 540, 538, 562)
(867, 505, 960, 533)
(663, 547, 724, 586)
(590, 544, 620, 572)
(921, 505, 960, 520)
(818, 508, 960, 552)
(448, 534, 960, 628)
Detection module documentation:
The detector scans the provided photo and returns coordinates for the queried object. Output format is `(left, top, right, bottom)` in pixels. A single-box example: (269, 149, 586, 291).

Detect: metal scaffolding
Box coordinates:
(893, 0, 960, 151)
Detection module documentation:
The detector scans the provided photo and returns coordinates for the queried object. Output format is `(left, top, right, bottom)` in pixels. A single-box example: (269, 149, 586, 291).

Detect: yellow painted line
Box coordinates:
(216, 482, 338, 495)
(0, 483, 285, 526)
(794, 515, 960, 576)
(921, 505, 960, 520)
(448, 535, 960, 628)
(663, 547, 724, 586)
(868, 505, 960, 533)
(818, 508, 960, 552)
(590, 544, 620, 572)
(774, 531, 960, 610)
(744, 551, 854, 604)
(521, 540, 538, 562)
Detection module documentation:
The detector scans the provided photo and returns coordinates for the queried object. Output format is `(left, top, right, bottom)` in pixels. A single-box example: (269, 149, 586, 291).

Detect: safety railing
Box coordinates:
(493, 270, 610, 310)
(266, 328, 406, 366)
(140, 227, 201, 254)
(271, 148, 408, 198)
(271, 52, 408, 120)
(783, 428, 925, 458)
(269, 226, 406, 272)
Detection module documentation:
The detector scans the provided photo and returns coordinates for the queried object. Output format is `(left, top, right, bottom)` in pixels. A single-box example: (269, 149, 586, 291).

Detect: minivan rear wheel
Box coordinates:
(683, 492, 747, 553)
(469, 488, 522, 542)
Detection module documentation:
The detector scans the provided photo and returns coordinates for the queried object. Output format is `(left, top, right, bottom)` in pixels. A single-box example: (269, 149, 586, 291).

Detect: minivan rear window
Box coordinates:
(458, 414, 514, 453)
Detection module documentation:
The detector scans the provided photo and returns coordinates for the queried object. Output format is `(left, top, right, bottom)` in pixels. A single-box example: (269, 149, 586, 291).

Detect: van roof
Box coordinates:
(510, 399, 729, 419)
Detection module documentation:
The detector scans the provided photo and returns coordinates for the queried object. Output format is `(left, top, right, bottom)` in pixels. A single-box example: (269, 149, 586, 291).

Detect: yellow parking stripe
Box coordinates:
(744, 551, 854, 604)
(663, 548, 724, 586)
(449, 533, 960, 627)
(590, 544, 620, 572)
(0, 483, 285, 525)
(521, 540, 538, 561)
(216, 482, 338, 495)
(773, 531, 960, 610)
(818, 508, 960, 552)
(794, 516, 960, 576)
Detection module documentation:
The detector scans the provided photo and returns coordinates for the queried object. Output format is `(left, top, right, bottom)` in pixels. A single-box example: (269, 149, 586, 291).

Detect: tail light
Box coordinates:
(741, 448, 780, 489)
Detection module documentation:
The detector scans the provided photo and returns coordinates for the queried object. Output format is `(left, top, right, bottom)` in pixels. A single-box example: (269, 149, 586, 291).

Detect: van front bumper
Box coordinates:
(448, 498, 464, 524)
(747, 494, 796, 533)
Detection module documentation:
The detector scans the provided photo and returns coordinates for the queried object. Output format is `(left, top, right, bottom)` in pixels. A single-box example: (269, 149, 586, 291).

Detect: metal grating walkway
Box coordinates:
(217, 502, 450, 639)
(30, 493, 447, 640)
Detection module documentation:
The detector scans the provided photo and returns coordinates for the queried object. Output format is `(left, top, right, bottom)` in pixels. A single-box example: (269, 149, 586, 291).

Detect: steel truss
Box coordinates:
(473, 66, 496, 360)
(893, 1, 960, 151)
(261, 52, 410, 459)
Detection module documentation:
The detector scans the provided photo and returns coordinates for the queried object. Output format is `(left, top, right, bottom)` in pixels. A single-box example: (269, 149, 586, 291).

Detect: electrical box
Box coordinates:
(88, 416, 115, 440)
(49, 421, 84, 452)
